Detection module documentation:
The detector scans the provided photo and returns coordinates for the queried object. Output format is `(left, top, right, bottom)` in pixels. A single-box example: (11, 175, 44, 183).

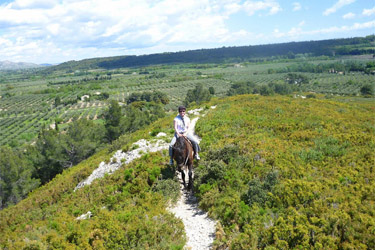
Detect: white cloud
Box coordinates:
(46, 23, 60, 35)
(10, 0, 59, 9)
(343, 12, 355, 19)
(0, 7, 49, 24)
(223, 2, 242, 15)
(293, 2, 301, 11)
(0, 0, 247, 63)
(243, 0, 281, 16)
(0, 0, 373, 64)
(168, 14, 229, 44)
(323, 0, 356, 16)
(0, 37, 13, 47)
(274, 20, 375, 39)
(363, 6, 375, 16)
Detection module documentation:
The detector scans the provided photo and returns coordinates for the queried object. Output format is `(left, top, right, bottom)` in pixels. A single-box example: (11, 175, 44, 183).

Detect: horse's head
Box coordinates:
(172, 136, 189, 168)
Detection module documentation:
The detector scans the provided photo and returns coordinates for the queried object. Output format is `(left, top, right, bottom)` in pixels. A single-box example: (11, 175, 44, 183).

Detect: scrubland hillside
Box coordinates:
(0, 94, 374, 249)
(195, 95, 374, 249)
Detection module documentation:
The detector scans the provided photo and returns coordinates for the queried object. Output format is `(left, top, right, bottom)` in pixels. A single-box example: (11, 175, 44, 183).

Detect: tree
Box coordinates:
(121, 102, 165, 133)
(121, 105, 148, 133)
(184, 83, 211, 106)
(259, 85, 274, 96)
(61, 119, 106, 166)
(126, 91, 169, 105)
(271, 83, 293, 95)
(0, 146, 40, 208)
(227, 82, 257, 96)
(360, 84, 374, 96)
(34, 130, 67, 183)
(104, 100, 123, 142)
(209, 87, 215, 95)
(285, 73, 309, 85)
(31, 119, 106, 184)
(126, 92, 142, 104)
(287, 51, 295, 59)
(54, 96, 61, 107)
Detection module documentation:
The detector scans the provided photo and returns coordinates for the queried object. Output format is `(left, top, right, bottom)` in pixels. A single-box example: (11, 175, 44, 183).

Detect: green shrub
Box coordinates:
(360, 84, 374, 96)
(184, 83, 212, 106)
(208, 144, 239, 164)
(243, 171, 279, 207)
(227, 81, 256, 96)
(152, 178, 180, 203)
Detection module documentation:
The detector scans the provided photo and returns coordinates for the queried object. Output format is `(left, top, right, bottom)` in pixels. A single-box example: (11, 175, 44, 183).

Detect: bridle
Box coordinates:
(175, 136, 193, 167)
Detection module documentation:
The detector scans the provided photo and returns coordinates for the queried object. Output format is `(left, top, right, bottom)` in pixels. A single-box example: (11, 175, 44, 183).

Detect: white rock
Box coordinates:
(74, 139, 169, 190)
(156, 132, 167, 137)
(76, 211, 92, 220)
(188, 108, 204, 116)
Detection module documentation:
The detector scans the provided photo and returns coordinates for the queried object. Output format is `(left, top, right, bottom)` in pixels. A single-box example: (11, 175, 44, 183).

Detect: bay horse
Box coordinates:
(172, 136, 194, 190)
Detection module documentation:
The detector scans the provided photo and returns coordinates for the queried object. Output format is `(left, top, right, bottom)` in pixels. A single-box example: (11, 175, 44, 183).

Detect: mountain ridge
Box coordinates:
(41, 35, 374, 72)
(0, 60, 42, 70)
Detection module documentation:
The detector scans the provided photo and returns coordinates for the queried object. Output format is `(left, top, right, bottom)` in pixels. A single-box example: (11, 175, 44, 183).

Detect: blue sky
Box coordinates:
(0, 0, 374, 64)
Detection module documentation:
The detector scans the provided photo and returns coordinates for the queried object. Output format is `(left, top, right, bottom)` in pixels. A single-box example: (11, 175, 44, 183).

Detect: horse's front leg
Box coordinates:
(187, 163, 193, 190)
(181, 169, 186, 189)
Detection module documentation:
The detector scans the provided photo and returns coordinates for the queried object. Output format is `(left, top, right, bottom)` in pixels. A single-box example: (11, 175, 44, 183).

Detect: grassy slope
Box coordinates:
(195, 95, 374, 249)
(1, 94, 374, 249)
(0, 119, 184, 249)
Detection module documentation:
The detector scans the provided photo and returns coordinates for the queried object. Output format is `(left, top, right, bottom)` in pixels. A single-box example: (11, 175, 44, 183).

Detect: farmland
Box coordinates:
(0, 55, 374, 147)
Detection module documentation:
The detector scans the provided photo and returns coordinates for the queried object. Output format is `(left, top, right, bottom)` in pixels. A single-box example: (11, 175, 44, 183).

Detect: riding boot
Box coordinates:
(192, 142, 200, 160)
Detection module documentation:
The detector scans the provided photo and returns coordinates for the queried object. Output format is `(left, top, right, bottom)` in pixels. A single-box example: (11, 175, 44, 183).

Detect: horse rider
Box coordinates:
(169, 105, 200, 165)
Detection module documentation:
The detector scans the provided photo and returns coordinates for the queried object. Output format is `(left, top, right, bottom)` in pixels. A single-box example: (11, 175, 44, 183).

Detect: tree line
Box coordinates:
(34, 35, 374, 72)
(97, 35, 374, 69)
(270, 61, 375, 74)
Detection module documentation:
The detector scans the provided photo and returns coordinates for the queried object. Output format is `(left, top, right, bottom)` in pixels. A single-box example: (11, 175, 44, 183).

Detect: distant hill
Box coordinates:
(0, 60, 41, 70)
(39, 63, 55, 67)
(43, 35, 374, 73)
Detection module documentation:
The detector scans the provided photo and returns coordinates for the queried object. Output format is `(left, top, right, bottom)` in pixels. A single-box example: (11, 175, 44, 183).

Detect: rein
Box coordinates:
(173, 135, 193, 167)
(182, 136, 193, 166)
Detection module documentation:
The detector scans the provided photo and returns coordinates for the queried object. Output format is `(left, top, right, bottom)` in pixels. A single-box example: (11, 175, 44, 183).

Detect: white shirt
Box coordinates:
(174, 115, 190, 134)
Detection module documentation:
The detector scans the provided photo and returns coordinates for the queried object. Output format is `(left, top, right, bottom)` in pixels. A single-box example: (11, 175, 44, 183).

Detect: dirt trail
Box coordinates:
(169, 177, 216, 250)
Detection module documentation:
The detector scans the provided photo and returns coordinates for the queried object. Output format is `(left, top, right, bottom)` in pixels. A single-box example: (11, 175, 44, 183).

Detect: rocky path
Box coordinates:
(168, 180, 216, 250)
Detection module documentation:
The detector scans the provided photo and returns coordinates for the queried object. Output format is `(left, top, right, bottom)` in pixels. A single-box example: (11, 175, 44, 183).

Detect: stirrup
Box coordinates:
(194, 154, 200, 160)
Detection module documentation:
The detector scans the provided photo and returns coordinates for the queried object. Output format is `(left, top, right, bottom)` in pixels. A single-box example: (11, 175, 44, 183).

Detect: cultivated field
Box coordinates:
(0, 56, 374, 146)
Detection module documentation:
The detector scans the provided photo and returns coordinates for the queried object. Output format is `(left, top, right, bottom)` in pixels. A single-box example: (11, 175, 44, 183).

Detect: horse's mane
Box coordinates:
(173, 136, 191, 165)
(175, 136, 187, 150)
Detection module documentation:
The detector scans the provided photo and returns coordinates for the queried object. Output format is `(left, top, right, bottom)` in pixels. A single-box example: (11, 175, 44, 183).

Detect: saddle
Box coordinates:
(183, 136, 193, 149)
